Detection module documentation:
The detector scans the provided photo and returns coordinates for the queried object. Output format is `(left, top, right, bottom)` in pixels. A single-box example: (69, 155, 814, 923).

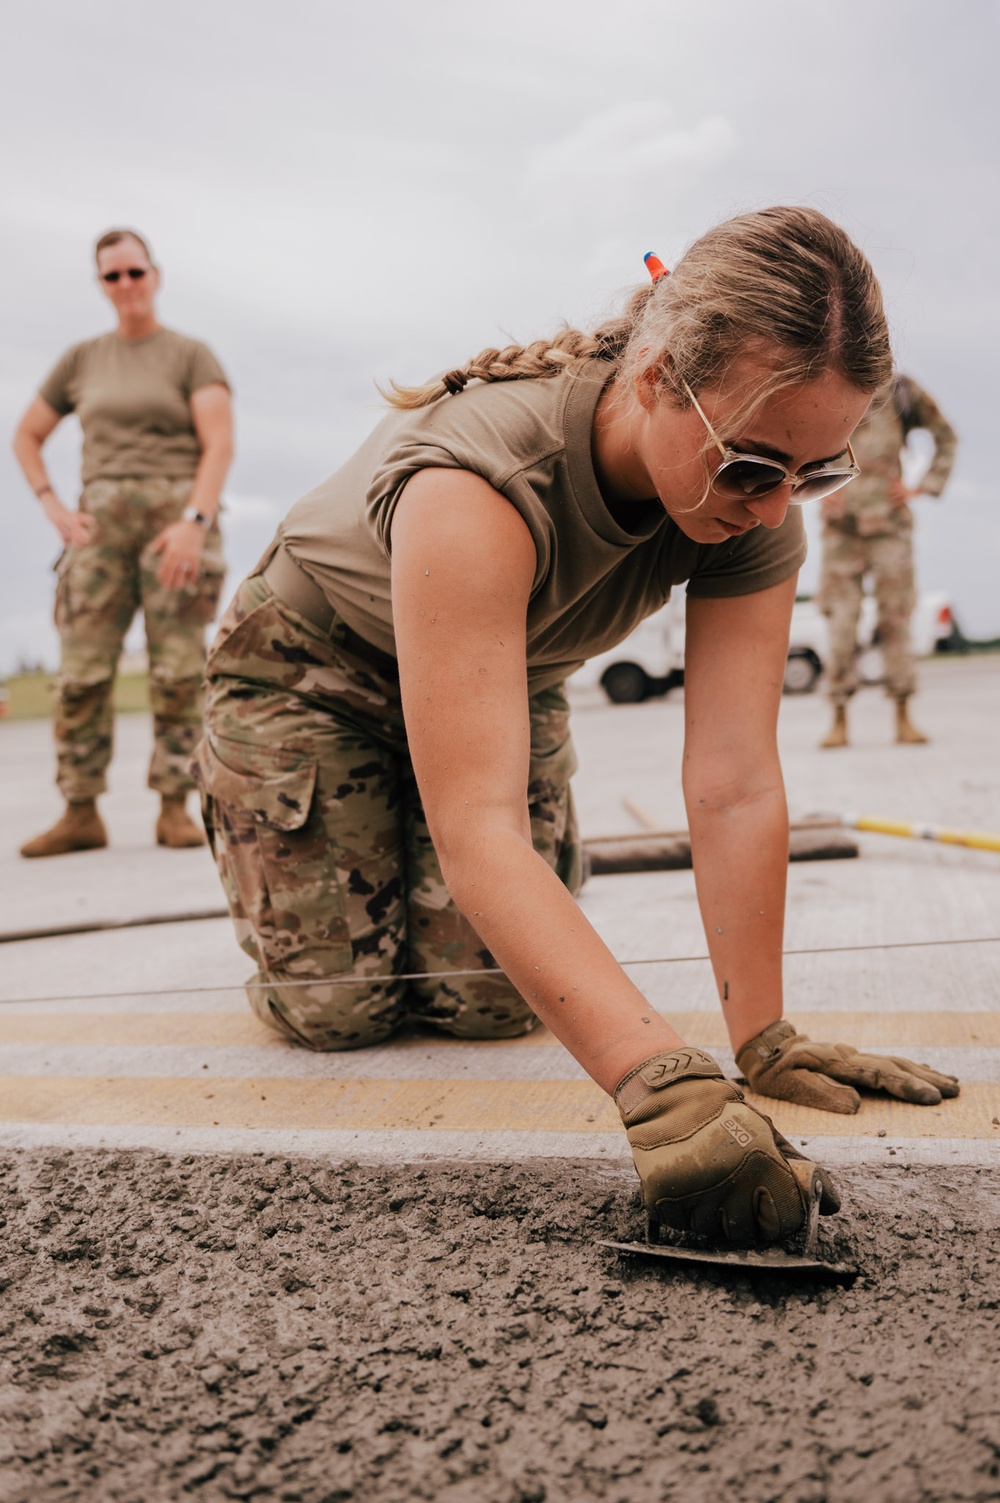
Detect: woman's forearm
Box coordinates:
(13, 430, 56, 504)
(186, 439, 232, 521)
(441, 827, 685, 1093)
(686, 778, 789, 1054)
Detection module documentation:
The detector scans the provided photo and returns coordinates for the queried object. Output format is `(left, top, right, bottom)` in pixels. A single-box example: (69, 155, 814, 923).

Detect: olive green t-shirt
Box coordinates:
(280, 359, 806, 692)
(38, 327, 230, 484)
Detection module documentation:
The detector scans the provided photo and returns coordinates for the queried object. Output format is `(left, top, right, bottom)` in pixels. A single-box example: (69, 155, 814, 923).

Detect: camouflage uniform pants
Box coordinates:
(818, 523, 917, 704)
(193, 571, 583, 1051)
(54, 477, 225, 800)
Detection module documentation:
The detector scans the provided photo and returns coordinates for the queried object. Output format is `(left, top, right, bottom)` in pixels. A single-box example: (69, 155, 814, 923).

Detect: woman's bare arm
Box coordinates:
(152, 382, 234, 589)
(187, 383, 234, 521)
(12, 396, 95, 547)
(391, 468, 685, 1093)
(682, 576, 798, 1053)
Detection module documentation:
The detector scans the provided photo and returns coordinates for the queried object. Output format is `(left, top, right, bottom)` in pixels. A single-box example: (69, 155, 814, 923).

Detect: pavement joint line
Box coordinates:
(2, 935, 997, 1008)
(3, 990, 993, 1017)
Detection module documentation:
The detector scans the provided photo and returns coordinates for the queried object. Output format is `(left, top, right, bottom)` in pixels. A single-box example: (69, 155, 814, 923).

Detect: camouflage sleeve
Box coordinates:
(901, 377, 958, 498)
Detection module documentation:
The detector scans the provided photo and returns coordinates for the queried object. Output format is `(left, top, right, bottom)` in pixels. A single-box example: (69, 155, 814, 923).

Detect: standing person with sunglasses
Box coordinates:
(195, 206, 957, 1247)
(14, 228, 233, 857)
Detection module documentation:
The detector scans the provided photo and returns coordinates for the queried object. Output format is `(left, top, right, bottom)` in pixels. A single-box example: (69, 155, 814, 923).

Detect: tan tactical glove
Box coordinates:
(614, 1047, 840, 1246)
(736, 1019, 961, 1115)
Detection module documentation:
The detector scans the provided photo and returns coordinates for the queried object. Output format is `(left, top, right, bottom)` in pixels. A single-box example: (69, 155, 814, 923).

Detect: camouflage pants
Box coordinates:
(194, 572, 583, 1051)
(818, 524, 917, 704)
(53, 477, 225, 800)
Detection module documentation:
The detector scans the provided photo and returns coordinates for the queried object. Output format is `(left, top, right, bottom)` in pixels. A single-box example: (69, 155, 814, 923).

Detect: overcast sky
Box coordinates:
(2, 0, 998, 673)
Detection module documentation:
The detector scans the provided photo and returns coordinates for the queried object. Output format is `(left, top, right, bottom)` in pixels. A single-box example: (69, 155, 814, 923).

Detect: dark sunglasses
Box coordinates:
(683, 379, 860, 505)
(100, 267, 149, 284)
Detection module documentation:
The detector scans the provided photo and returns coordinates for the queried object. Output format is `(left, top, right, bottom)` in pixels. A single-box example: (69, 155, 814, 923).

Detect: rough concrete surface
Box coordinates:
(2, 1150, 999, 1503)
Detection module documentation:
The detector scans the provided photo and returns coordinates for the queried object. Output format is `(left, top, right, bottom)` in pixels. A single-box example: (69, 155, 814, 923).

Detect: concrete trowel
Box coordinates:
(599, 1170, 857, 1282)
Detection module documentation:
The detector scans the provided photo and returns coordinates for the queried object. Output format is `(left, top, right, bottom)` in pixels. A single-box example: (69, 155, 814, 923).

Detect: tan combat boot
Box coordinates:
(156, 795, 207, 848)
(20, 799, 108, 858)
(895, 697, 929, 745)
(819, 703, 848, 749)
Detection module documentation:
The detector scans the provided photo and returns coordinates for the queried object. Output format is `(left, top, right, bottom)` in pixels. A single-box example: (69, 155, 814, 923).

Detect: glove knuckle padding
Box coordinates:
(615, 1050, 810, 1245)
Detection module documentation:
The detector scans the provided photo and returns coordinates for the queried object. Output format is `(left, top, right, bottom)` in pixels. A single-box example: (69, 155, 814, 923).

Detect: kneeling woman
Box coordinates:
(196, 207, 957, 1245)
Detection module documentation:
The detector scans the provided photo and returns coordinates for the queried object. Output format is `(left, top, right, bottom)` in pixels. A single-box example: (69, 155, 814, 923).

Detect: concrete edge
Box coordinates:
(0, 1122, 997, 1167)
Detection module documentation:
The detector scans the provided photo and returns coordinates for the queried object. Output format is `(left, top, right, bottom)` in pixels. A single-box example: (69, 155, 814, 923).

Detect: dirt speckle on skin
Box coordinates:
(1, 1150, 998, 1502)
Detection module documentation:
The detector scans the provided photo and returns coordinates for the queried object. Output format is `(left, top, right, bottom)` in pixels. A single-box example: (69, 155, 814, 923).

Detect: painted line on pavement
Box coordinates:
(1, 1076, 997, 1138)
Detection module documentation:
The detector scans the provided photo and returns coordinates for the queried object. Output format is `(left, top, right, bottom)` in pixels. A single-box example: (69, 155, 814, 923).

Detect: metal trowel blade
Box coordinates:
(597, 1238, 857, 1282)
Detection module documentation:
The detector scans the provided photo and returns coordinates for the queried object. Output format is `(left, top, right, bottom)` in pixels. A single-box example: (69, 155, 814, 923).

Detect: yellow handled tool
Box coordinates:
(620, 799, 1000, 854)
(839, 814, 1000, 852)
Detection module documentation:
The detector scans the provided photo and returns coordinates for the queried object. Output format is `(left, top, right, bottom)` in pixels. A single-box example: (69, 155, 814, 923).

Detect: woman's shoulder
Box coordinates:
(50, 330, 113, 368)
(38, 332, 114, 408)
(153, 327, 230, 389)
(385, 359, 606, 478)
(155, 325, 211, 350)
(153, 326, 220, 362)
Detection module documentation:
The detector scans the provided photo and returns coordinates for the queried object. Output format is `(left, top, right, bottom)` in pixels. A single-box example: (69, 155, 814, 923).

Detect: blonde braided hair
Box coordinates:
(381, 206, 891, 414)
(378, 310, 645, 409)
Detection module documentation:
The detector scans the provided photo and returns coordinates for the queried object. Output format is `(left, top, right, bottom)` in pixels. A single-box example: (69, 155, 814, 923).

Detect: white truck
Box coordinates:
(571, 588, 958, 702)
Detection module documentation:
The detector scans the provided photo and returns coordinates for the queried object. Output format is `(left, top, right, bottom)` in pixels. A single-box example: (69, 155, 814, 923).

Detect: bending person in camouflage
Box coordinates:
(197, 210, 957, 1247)
(817, 373, 956, 748)
(13, 228, 232, 855)
(196, 565, 582, 1047)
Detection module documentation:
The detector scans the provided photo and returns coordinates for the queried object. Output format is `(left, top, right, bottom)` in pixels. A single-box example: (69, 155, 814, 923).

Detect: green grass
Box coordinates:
(0, 671, 151, 721)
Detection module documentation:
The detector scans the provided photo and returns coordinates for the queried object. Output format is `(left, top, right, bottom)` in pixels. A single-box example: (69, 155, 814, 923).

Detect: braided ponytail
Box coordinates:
(379, 289, 652, 410)
(379, 208, 890, 414)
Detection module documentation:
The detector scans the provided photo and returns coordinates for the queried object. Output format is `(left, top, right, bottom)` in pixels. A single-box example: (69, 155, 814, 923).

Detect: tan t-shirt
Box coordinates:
(38, 327, 230, 484)
(281, 359, 806, 692)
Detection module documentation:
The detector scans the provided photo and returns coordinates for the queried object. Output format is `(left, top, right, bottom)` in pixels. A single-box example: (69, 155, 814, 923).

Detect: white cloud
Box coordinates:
(526, 105, 737, 210)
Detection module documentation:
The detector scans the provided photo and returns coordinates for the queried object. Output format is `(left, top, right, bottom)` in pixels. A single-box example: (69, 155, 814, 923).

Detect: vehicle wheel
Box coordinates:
(601, 663, 650, 704)
(782, 650, 821, 694)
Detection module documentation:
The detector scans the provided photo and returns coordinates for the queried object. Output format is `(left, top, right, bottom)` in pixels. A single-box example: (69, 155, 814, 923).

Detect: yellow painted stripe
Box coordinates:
(1, 1010, 998, 1049)
(0, 1076, 997, 1138)
(653, 1012, 1000, 1049)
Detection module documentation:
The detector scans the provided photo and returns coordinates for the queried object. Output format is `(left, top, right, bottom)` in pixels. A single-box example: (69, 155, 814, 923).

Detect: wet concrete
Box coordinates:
(2, 1150, 999, 1503)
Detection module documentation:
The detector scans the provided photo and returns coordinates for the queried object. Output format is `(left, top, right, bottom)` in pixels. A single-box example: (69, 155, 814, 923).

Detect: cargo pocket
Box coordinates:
(192, 734, 353, 976)
(194, 526, 227, 625)
(193, 563, 227, 626)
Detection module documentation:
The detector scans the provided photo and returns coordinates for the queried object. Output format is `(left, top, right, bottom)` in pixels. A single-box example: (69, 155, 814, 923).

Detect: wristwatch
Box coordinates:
(182, 506, 211, 527)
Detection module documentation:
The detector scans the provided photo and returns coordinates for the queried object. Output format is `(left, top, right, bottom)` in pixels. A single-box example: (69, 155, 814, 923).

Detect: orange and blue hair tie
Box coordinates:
(644, 251, 670, 282)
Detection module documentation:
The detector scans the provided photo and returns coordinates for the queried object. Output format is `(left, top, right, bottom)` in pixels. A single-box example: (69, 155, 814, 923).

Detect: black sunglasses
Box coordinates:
(101, 268, 149, 284)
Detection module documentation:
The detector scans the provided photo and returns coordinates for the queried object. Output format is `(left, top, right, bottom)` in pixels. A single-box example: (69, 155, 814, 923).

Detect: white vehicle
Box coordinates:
(570, 594, 688, 704)
(783, 590, 958, 694)
(571, 589, 957, 703)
